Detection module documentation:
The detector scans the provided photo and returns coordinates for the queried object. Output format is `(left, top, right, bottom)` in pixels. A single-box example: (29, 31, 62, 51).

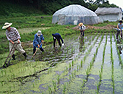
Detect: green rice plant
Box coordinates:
(52, 80, 57, 91)
(99, 71, 102, 81)
(86, 67, 90, 77)
(48, 86, 52, 94)
(63, 84, 66, 94)
(65, 67, 68, 71)
(72, 72, 74, 78)
(81, 60, 83, 67)
(69, 75, 71, 82)
(33, 83, 35, 88)
(57, 75, 60, 84)
(1, 81, 4, 86)
(74, 70, 76, 76)
(77, 65, 79, 71)
(69, 63, 71, 69)
(72, 60, 74, 66)
(110, 34, 115, 93)
(1, 70, 3, 76)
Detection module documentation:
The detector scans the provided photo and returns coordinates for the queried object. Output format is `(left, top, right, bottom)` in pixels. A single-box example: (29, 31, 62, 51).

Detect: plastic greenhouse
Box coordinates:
(52, 4, 101, 25)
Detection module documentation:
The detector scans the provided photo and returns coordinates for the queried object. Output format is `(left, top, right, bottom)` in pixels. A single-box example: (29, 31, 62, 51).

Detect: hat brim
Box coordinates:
(2, 23, 12, 29)
(119, 21, 122, 23)
(79, 23, 83, 26)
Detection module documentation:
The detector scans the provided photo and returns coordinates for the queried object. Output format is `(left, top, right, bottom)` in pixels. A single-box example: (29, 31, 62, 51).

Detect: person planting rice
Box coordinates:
(116, 20, 123, 39)
(78, 23, 86, 36)
(33, 30, 44, 55)
(52, 33, 64, 48)
(2, 22, 27, 62)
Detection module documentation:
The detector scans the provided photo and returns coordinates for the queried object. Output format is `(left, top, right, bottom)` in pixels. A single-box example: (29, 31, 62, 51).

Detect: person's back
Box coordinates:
(52, 33, 64, 47)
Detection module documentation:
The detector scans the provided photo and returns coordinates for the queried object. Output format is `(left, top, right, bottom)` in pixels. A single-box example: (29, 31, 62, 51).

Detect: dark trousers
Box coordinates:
(80, 30, 84, 36)
(33, 46, 44, 54)
(116, 30, 122, 39)
(53, 39, 61, 47)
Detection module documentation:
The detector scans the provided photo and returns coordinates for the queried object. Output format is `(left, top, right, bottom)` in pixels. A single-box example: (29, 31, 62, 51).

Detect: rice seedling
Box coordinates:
(69, 75, 71, 83)
(52, 80, 57, 91)
(69, 63, 71, 69)
(48, 86, 52, 94)
(1, 81, 4, 86)
(77, 65, 79, 71)
(72, 60, 74, 66)
(57, 75, 60, 84)
(65, 66, 68, 71)
(1, 70, 3, 76)
(81, 60, 83, 67)
(63, 84, 66, 94)
(33, 83, 35, 88)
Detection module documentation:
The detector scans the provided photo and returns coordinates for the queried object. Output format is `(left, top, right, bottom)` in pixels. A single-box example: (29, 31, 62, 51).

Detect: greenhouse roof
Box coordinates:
(95, 7, 122, 15)
(53, 4, 97, 16)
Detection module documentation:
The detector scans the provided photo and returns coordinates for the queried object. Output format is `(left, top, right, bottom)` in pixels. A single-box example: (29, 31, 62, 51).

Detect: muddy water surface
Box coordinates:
(0, 33, 123, 94)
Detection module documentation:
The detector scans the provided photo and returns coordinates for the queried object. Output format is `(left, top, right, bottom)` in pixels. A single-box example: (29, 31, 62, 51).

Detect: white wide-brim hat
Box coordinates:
(37, 30, 42, 35)
(2, 22, 12, 29)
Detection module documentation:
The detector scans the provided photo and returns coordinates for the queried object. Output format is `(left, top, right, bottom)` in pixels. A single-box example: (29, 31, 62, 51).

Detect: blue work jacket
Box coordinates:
(33, 34, 44, 48)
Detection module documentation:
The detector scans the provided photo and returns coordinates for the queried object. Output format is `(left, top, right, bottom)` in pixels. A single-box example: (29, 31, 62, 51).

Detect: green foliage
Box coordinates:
(0, 0, 119, 17)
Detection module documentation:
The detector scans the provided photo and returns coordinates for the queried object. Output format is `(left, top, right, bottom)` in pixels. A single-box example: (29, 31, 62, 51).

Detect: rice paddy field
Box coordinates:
(0, 31, 123, 94)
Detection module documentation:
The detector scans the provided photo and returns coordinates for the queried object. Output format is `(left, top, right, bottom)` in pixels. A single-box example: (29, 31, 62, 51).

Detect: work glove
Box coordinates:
(62, 43, 64, 46)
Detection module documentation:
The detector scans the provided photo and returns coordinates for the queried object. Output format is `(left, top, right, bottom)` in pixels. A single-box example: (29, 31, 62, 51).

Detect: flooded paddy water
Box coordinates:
(0, 33, 123, 94)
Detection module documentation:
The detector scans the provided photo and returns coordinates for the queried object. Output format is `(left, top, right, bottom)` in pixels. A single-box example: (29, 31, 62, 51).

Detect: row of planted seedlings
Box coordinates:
(4, 33, 100, 93)
(61, 32, 98, 64)
(0, 58, 54, 93)
(68, 33, 104, 93)
(0, 33, 96, 93)
(110, 33, 115, 94)
(80, 33, 104, 93)
(77, 33, 98, 58)
(49, 33, 103, 94)
(15, 34, 98, 93)
(0, 32, 100, 93)
(28, 32, 103, 93)
(96, 34, 107, 93)
(42, 33, 100, 94)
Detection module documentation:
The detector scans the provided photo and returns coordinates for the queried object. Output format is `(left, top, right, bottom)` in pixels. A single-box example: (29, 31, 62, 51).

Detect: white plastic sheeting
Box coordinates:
(95, 7, 122, 22)
(52, 4, 102, 25)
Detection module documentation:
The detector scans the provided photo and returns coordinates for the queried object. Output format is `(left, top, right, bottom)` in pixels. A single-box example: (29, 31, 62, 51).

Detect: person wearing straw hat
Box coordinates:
(2, 22, 27, 60)
(78, 23, 86, 36)
(116, 20, 123, 39)
(33, 30, 44, 54)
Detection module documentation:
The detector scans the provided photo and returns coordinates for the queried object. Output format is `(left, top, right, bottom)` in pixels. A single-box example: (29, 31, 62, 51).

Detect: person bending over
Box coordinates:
(52, 33, 64, 48)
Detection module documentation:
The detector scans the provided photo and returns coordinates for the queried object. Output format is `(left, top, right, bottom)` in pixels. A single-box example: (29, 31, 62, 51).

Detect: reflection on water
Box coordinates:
(79, 36, 84, 52)
(117, 39, 123, 54)
(21, 34, 88, 64)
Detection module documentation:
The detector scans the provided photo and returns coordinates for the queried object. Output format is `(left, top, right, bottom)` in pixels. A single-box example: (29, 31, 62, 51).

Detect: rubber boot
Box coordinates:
(12, 54, 16, 60)
(23, 53, 27, 59)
